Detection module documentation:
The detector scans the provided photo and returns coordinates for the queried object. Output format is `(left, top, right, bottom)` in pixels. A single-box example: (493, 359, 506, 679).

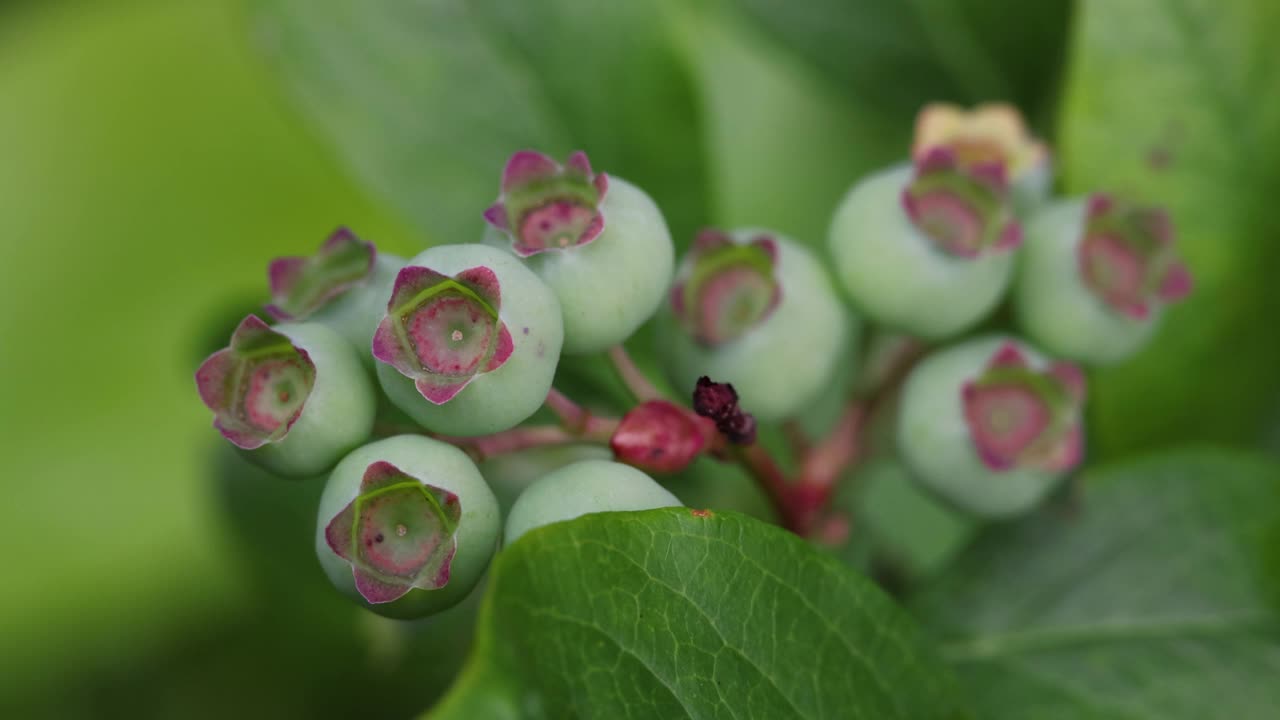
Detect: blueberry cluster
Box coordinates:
(195, 106, 1191, 618)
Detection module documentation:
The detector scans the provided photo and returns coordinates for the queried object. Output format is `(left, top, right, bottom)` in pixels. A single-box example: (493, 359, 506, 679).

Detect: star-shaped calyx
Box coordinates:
(265, 227, 376, 321)
(902, 147, 1023, 258)
(962, 343, 1086, 473)
(671, 229, 782, 347)
(1078, 194, 1192, 320)
(483, 150, 609, 257)
(195, 315, 316, 449)
(324, 461, 462, 604)
(373, 265, 515, 405)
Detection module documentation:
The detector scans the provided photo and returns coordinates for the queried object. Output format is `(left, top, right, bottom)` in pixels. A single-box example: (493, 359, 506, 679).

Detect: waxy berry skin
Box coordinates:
(658, 230, 855, 423)
(1015, 197, 1191, 366)
(897, 336, 1085, 518)
(503, 460, 682, 546)
(375, 243, 563, 437)
(315, 435, 500, 619)
(196, 317, 376, 478)
(828, 164, 1017, 339)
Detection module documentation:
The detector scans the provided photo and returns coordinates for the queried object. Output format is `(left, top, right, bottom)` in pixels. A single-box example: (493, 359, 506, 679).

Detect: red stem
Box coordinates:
(544, 387, 588, 429)
(731, 444, 805, 532)
(781, 419, 811, 457)
(607, 345, 664, 402)
(799, 404, 868, 492)
(787, 338, 930, 533)
(440, 421, 617, 464)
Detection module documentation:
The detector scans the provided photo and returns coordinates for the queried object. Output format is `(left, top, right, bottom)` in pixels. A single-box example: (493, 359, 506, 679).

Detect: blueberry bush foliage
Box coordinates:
(192, 0, 1280, 717)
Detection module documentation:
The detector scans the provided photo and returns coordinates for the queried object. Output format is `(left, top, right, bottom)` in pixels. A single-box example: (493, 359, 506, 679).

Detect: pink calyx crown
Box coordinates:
(1078, 194, 1192, 320)
(195, 315, 317, 450)
(962, 342, 1087, 473)
(483, 150, 609, 257)
(265, 227, 376, 321)
(372, 264, 514, 404)
(324, 461, 461, 604)
(902, 147, 1023, 258)
(671, 229, 782, 347)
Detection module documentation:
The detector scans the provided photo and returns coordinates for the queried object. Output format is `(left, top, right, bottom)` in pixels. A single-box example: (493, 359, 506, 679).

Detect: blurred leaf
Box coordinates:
(727, 0, 1072, 119)
(914, 449, 1280, 719)
(1059, 0, 1280, 454)
(248, 0, 709, 247)
(430, 508, 968, 719)
(663, 0, 1068, 247)
(0, 0, 413, 705)
(665, 1, 903, 244)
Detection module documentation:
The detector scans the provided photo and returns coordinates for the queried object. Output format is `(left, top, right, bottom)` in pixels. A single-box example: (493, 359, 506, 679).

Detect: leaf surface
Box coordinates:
(430, 508, 968, 719)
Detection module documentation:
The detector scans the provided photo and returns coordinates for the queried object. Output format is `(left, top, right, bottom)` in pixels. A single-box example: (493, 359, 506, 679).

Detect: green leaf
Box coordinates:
(913, 449, 1280, 719)
(0, 0, 418, 703)
(663, 0, 1070, 247)
(727, 0, 1072, 118)
(665, 1, 904, 245)
(429, 508, 968, 719)
(248, 0, 709, 246)
(1058, 0, 1280, 454)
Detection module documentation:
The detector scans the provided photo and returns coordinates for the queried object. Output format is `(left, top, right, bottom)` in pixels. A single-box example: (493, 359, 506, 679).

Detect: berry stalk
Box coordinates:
(606, 344, 665, 402)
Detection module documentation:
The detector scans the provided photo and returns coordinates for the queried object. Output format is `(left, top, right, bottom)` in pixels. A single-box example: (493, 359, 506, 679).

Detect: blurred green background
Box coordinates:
(0, 0, 434, 716)
(2, 0, 1276, 717)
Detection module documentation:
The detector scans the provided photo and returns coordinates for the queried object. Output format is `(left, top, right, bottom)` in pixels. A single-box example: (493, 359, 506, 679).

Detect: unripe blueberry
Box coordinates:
(195, 315, 376, 477)
(480, 445, 614, 514)
(503, 460, 682, 546)
(483, 150, 674, 355)
(657, 229, 855, 422)
(828, 150, 1021, 339)
(1015, 195, 1192, 366)
(374, 243, 563, 437)
(913, 102, 1052, 214)
(316, 435, 500, 619)
(897, 336, 1086, 518)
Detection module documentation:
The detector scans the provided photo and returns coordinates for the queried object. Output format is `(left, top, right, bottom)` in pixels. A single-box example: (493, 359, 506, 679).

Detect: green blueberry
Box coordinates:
(896, 336, 1086, 518)
(503, 460, 682, 546)
(479, 445, 614, 514)
(482, 150, 674, 355)
(195, 315, 376, 478)
(374, 243, 563, 437)
(1011, 160, 1052, 218)
(315, 435, 500, 619)
(657, 229, 856, 422)
(1015, 195, 1192, 366)
(828, 162, 1018, 339)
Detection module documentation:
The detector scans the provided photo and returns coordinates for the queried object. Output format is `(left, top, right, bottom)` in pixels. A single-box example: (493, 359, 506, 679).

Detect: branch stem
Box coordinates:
(545, 387, 589, 430)
(729, 444, 804, 532)
(439, 422, 616, 464)
(607, 344, 664, 402)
